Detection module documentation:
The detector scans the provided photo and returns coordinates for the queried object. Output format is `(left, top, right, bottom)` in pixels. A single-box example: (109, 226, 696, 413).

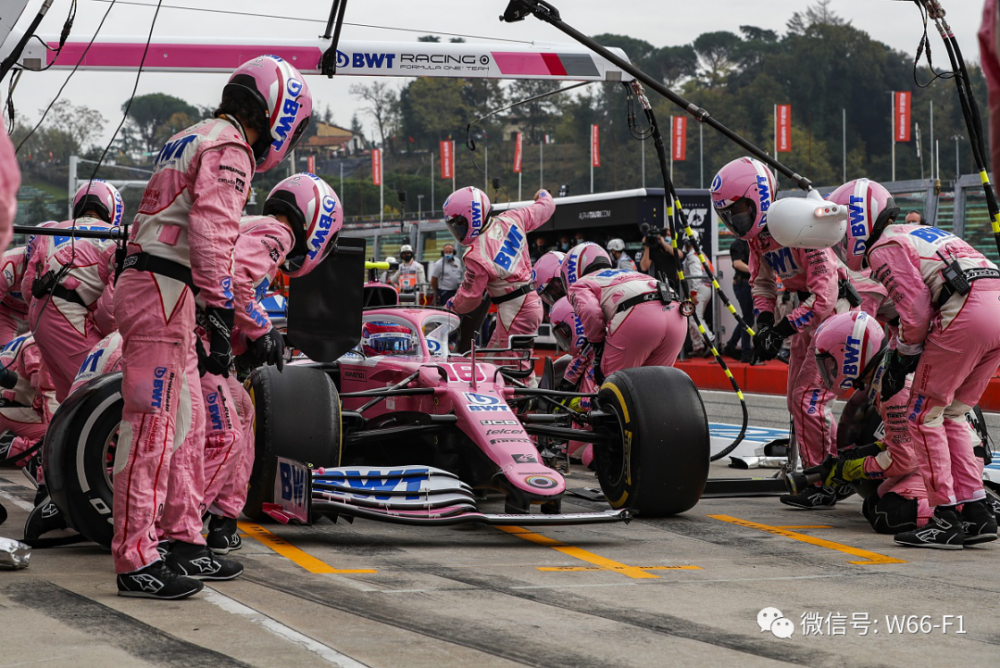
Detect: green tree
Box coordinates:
(124, 93, 200, 154)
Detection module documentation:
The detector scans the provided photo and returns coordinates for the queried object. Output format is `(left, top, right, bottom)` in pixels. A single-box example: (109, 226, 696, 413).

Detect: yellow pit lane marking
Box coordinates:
(773, 525, 832, 529)
(708, 515, 906, 565)
(238, 521, 378, 574)
(538, 565, 702, 573)
(496, 525, 666, 579)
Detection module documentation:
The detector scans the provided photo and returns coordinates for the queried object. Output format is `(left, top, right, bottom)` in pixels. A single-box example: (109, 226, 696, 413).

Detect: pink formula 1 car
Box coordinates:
(41, 241, 710, 545)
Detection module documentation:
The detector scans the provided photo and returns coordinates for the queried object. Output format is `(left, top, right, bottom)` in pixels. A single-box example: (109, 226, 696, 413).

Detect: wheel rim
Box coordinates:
(600, 402, 628, 488)
(102, 424, 120, 489)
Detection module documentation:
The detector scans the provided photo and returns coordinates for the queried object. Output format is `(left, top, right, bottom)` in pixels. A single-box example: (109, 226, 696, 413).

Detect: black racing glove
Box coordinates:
(198, 307, 235, 378)
(880, 350, 920, 403)
(248, 327, 286, 372)
(752, 316, 794, 362)
(589, 340, 606, 384)
(0, 368, 18, 390)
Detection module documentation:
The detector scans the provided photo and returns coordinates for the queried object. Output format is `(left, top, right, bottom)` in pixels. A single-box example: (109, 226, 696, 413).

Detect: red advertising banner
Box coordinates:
(591, 125, 600, 168)
(371, 149, 382, 186)
(440, 140, 454, 179)
(672, 116, 687, 161)
(513, 132, 523, 174)
(776, 104, 792, 153)
(895, 91, 911, 142)
(307, 155, 316, 174)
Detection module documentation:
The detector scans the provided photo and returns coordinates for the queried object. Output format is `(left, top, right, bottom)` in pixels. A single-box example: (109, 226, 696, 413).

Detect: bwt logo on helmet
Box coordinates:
(493, 224, 524, 270)
(848, 195, 868, 256)
(711, 174, 723, 192)
(308, 195, 339, 259)
(469, 197, 484, 239)
(841, 335, 862, 387)
(564, 255, 579, 284)
(756, 175, 771, 226)
(272, 78, 304, 151)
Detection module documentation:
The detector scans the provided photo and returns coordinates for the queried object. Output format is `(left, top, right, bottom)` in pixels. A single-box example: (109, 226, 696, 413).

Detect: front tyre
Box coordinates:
(244, 365, 341, 520)
(45, 373, 123, 548)
(594, 367, 709, 517)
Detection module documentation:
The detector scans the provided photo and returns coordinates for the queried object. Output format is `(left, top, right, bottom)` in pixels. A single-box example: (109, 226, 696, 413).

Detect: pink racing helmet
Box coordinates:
(549, 297, 587, 355)
(73, 179, 123, 226)
(225, 55, 313, 173)
(813, 311, 885, 394)
(263, 173, 342, 277)
(827, 178, 899, 271)
(711, 157, 776, 240)
(443, 187, 492, 246)
(561, 242, 611, 289)
(533, 250, 565, 306)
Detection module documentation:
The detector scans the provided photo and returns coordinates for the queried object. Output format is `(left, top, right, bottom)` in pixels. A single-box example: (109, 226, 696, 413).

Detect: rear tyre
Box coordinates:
(45, 373, 123, 548)
(244, 365, 341, 520)
(594, 367, 709, 517)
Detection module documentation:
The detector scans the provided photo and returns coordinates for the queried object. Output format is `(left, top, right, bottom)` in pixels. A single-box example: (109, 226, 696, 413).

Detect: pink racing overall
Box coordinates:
(0, 247, 29, 344)
(750, 230, 839, 468)
(0, 130, 20, 254)
(568, 269, 687, 375)
(0, 335, 51, 469)
(201, 215, 290, 519)
(867, 224, 1000, 508)
(112, 118, 254, 574)
(450, 195, 555, 365)
(25, 217, 117, 401)
(860, 378, 932, 529)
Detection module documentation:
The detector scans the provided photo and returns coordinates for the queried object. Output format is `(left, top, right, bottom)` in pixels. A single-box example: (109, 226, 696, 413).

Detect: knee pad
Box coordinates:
(862, 491, 918, 534)
(913, 402, 945, 429)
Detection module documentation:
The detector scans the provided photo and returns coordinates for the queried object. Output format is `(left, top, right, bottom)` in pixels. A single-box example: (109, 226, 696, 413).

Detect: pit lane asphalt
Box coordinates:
(0, 391, 997, 668)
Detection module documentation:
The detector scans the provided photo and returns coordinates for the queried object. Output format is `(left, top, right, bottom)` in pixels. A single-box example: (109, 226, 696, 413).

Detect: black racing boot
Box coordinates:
(23, 491, 68, 542)
(779, 485, 838, 509)
(959, 500, 998, 546)
(894, 506, 965, 550)
(206, 515, 241, 555)
(165, 540, 243, 580)
(985, 488, 1000, 523)
(0, 430, 14, 462)
(117, 560, 203, 599)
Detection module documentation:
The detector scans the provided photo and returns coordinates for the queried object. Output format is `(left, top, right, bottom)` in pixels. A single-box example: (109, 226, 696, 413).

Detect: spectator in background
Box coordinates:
(574, 231, 586, 246)
(381, 256, 397, 285)
(606, 238, 636, 270)
(390, 244, 426, 294)
(558, 235, 572, 252)
(530, 236, 549, 263)
(723, 236, 754, 363)
(639, 227, 678, 292)
(904, 210, 926, 225)
(682, 231, 713, 356)
(430, 242, 464, 305)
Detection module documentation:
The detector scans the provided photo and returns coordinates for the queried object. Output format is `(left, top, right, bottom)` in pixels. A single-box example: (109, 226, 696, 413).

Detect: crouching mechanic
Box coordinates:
(0, 246, 30, 344)
(25, 180, 122, 401)
(113, 55, 312, 599)
(444, 187, 555, 370)
(712, 157, 842, 509)
(565, 242, 687, 381)
(811, 311, 934, 534)
(200, 174, 342, 554)
(837, 177, 999, 548)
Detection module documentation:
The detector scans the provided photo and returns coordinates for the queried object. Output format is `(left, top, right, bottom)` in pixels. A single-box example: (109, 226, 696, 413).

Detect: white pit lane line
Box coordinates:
(202, 587, 369, 668)
(0, 487, 36, 512)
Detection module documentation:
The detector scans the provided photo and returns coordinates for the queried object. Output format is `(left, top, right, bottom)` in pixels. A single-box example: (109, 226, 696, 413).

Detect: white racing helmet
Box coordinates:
(607, 238, 625, 252)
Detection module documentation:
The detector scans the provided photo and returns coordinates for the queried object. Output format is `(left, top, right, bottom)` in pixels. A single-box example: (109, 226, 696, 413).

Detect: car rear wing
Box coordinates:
(263, 457, 630, 527)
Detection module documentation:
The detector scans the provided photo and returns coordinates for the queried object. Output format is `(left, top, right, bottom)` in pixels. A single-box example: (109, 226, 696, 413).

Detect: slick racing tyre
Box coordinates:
(595, 367, 709, 516)
(45, 373, 123, 548)
(244, 365, 341, 520)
